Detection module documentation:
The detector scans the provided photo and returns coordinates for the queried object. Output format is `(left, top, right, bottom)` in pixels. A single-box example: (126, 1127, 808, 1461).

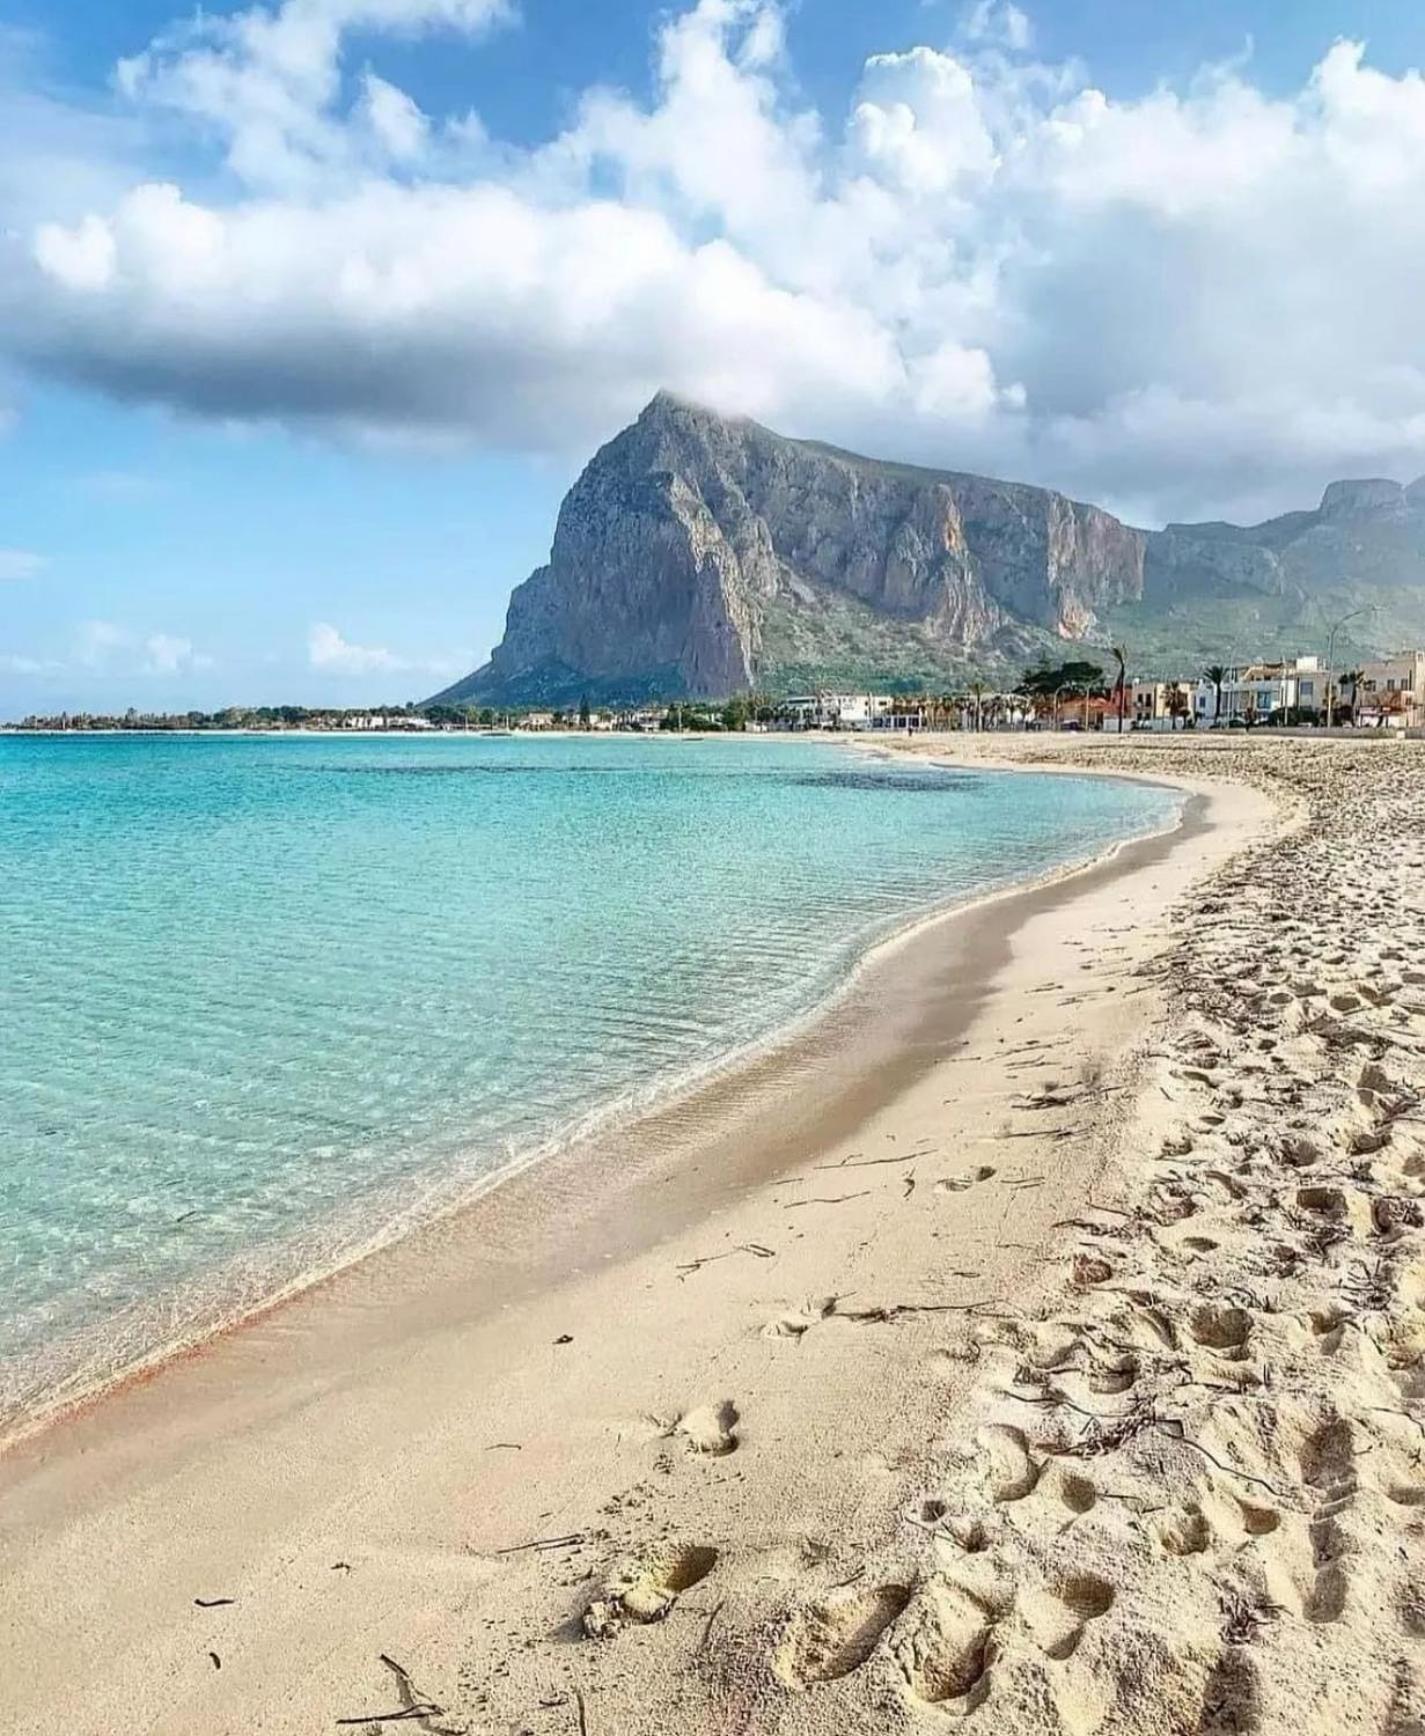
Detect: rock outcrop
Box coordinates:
(433, 395, 1146, 703)
(431, 395, 1425, 704)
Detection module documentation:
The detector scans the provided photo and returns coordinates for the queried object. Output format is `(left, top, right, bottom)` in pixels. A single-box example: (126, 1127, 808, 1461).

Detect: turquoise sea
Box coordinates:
(0, 734, 1177, 1425)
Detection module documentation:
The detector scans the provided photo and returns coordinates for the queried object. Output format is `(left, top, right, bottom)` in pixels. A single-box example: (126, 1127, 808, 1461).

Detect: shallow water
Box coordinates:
(0, 733, 1176, 1419)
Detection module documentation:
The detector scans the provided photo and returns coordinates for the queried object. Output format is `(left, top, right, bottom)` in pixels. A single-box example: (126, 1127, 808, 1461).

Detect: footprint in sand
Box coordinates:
(776, 1581, 912, 1687)
(1043, 1464, 1097, 1516)
(1279, 1132, 1322, 1168)
(1022, 1574, 1115, 1661)
(974, 1425, 1041, 1503)
(1155, 1504, 1212, 1556)
(1198, 1649, 1262, 1736)
(1086, 1352, 1139, 1396)
(1296, 1184, 1350, 1222)
(895, 1579, 996, 1712)
(1188, 1302, 1253, 1361)
(582, 1543, 719, 1637)
(677, 1399, 740, 1456)
(1071, 1252, 1115, 1288)
(1297, 1416, 1359, 1624)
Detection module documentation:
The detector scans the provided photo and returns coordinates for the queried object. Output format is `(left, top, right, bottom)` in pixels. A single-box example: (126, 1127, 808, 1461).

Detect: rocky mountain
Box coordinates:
(431, 395, 1425, 704)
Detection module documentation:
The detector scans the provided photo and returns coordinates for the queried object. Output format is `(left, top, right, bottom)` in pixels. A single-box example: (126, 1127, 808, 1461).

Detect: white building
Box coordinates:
(1123, 681, 1194, 730)
(1193, 656, 1322, 724)
(1348, 651, 1425, 728)
(779, 693, 895, 730)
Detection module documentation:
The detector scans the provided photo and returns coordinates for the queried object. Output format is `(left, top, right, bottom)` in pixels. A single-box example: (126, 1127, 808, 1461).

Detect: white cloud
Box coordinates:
(849, 48, 997, 196)
(114, 0, 514, 189)
(75, 618, 130, 666)
(14, 177, 899, 445)
(144, 632, 214, 673)
(307, 621, 466, 675)
(358, 71, 430, 161)
(74, 619, 213, 673)
(963, 2, 1032, 53)
(0, 548, 45, 580)
(34, 211, 116, 290)
(2, 0, 1425, 522)
(308, 620, 402, 672)
(0, 652, 61, 676)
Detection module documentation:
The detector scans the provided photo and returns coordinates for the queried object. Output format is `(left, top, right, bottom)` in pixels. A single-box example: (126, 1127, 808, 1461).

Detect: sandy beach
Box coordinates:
(5, 734, 1424, 1735)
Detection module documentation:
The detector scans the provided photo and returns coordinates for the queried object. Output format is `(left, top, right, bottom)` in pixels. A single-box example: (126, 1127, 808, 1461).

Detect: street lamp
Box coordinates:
(1323, 605, 1375, 729)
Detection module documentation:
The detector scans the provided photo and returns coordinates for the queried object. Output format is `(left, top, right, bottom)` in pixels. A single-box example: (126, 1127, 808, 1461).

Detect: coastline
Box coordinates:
(0, 750, 1180, 1451)
(0, 743, 1270, 1735)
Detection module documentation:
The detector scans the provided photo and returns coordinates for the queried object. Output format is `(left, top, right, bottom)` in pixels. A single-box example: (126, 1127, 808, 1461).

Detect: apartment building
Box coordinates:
(1349, 652, 1425, 728)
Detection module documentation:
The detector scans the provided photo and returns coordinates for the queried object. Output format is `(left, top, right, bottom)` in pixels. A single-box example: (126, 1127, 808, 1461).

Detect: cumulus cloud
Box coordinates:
(308, 621, 402, 672)
(3, 0, 1425, 521)
(74, 619, 214, 673)
(0, 548, 45, 580)
(144, 632, 208, 673)
(307, 621, 467, 675)
(114, 0, 513, 188)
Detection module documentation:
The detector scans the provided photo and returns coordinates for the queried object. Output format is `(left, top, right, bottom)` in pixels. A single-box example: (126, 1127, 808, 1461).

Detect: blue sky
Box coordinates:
(3, 0, 1425, 714)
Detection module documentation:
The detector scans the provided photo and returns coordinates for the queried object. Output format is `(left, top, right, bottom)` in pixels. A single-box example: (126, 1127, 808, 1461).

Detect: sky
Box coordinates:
(3, 0, 1425, 714)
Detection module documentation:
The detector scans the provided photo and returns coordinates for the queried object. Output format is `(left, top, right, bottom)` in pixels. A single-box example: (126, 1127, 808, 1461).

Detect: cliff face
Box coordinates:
(431, 396, 1425, 705)
(434, 395, 1147, 703)
(1143, 476, 1425, 605)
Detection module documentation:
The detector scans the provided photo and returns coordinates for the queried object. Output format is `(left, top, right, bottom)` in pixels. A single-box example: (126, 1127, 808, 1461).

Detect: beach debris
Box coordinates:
(764, 1296, 839, 1338)
(208, 1652, 221, 1670)
(675, 1242, 774, 1279)
(493, 1532, 588, 1557)
(840, 1299, 990, 1325)
(696, 1598, 727, 1655)
(814, 1151, 917, 1171)
(785, 1190, 872, 1210)
(553, 1334, 574, 1345)
(335, 1653, 452, 1729)
(194, 1597, 235, 1608)
(1219, 1591, 1279, 1646)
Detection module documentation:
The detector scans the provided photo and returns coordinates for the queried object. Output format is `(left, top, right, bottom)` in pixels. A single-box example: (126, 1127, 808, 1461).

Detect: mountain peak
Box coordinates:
(1319, 477, 1407, 521)
(638, 388, 717, 424)
(430, 401, 1146, 706)
(427, 406, 1425, 711)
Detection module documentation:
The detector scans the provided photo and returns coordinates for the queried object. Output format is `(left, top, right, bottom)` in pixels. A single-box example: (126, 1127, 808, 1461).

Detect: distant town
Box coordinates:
(9, 648, 1425, 735)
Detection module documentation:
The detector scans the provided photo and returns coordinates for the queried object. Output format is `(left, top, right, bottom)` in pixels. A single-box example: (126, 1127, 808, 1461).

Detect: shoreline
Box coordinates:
(0, 752, 1181, 1452)
(0, 745, 1269, 1735)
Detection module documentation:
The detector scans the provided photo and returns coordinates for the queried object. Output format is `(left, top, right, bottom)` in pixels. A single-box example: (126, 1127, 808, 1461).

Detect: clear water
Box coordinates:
(0, 733, 1177, 1422)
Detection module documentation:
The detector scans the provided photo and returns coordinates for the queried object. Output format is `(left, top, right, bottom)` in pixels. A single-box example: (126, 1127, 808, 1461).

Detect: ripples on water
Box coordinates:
(0, 734, 1177, 1423)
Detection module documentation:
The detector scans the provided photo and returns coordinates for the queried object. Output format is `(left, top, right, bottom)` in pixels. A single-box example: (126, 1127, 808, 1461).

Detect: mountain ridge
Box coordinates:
(431, 395, 1425, 704)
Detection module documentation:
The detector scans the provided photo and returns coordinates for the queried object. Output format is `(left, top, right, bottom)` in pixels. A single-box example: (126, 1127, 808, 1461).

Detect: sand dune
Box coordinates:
(5, 735, 1423, 1735)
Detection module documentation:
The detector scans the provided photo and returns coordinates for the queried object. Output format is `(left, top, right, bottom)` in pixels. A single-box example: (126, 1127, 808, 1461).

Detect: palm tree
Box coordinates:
(971, 679, 985, 732)
(1111, 645, 1127, 733)
(1203, 664, 1228, 724)
(1340, 669, 1364, 727)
